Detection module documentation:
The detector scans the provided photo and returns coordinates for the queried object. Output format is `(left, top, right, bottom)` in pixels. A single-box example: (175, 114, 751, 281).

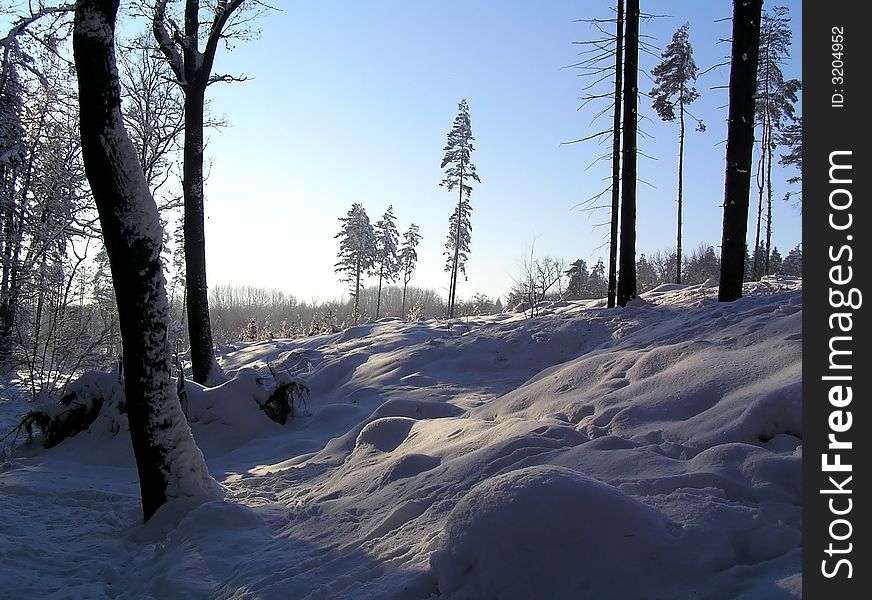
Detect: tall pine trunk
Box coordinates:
(73, 0, 219, 521)
(617, 0, 639, 307)
(607, 0, 624, 308)
(401, 281, 408, 319)
(676, 97, 685, 284)
(718, 0, 763, 302)
(449, 178, 463, 319)
(182, 87, 221, 385)
(376, 265, 384, 319)
(764, 117, 774, 275)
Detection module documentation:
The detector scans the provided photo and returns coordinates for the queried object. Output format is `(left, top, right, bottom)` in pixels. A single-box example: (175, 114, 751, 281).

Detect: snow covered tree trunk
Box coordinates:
(73, 0, 221, 521)
(617, 0, 639, 307)
(718, 0, 763, 302)
(182, 86, 222, 384)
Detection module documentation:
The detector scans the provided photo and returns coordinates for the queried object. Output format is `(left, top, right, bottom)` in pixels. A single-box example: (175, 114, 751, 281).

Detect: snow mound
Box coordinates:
(431, 465, 690, 599)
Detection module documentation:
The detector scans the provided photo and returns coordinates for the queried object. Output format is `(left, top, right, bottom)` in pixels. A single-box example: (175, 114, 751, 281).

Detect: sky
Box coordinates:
(187, 0, 802, 304)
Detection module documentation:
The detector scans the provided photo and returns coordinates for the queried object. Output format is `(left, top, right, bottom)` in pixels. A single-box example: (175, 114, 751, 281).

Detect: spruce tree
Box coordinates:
(440, 99, 480, 319)
(372, 205, 400, 319)
(398, 223, 422, 319)
(334, 203, 375, 322)
(650, 23, 704, 284)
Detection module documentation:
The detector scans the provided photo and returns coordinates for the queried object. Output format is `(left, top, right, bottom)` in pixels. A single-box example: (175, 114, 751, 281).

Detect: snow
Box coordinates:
(0, 280, 802, 598)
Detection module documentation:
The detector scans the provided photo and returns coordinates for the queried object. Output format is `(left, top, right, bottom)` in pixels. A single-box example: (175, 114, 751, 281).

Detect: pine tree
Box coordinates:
(372, 205, 400, 319)
(718, 0, 764, 302)
(777, 116, 801, 206)
(334, 203, 375, 322)
(769, 246, 783, 274)
(752, 6, 801, 278)
(440, 99, 480, 319)
(565, 259, 589, 299)
(636, 254, 659, 292)
(781, 244, 802, 276)
(398, 223, 422, 319)
(617, 0, 639, 306)
(650, 23, 704, 284)
(587, 258, 608, 298)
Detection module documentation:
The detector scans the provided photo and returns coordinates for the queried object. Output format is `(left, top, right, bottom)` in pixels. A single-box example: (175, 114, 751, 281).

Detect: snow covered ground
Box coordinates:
(0, 279, 802, 599)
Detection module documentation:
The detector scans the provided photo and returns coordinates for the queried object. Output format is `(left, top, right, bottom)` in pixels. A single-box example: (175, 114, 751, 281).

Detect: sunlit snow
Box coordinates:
(0, 279, 802, 599)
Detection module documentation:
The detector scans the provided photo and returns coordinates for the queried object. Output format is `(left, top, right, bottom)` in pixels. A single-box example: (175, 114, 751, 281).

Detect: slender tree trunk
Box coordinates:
(617, 0, 639, 307)
(73, 0, 219, 521)
(376, 266, 384, 319)
(449, 174, 463, 319)
(607, 0, 624, 308)
(401, 280, 408, 319)
(764, 113, 774, 275)
(676, 98, 685, 284)
(182, 86, 222, 385)
(752, 150, 764, 280)
(718, 0, 763, 302)
(354, 254, 361, 322)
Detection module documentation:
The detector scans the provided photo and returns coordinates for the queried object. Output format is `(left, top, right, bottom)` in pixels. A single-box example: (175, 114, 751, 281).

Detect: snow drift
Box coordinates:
(0, 280, 802, 599)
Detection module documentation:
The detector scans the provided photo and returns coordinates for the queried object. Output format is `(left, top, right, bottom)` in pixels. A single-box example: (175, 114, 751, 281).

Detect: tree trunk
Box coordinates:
(676, 97, 685, 284)
(401, 280, 408, 319)
(73, 0, 220, 521)
(617, 0, 639, 307)
(376, 266, 384, 319)
(752, 154, 764, 280)
(607, 0, 624, 308)
(449, 180, 463, 319)
(182, 86, 222, 385)
(718, 0, 763, 302)
(764, 114, 774, 275)
(354, 254, 361, 322)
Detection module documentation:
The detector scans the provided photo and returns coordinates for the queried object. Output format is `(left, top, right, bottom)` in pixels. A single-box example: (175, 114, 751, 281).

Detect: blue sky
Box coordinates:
(197, 0, 802, 303)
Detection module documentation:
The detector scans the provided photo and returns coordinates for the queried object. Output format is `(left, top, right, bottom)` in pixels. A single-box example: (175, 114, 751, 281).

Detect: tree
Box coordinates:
(372, 205, 399, 319)
(567, 2, 624, 307)
(683, 244, 719, 284)
(565, 259, 589, 300)
(151, 0, 264, 384)
(616, 0, 639, 306)
(636, 254, 659, 292)
(769, 246, 783, 274)
(587, 258, 608, 298)
(752, 6, 800, 278)
(73, 0, 219, 521)
(440, 98, 480, 319)
(777, 116, 801, 206)
(608, 0, 625, 307)
(334, 203, 375, 322)
(398, 222, 421, 318)
(718, 0, 763, 302)
(781, 244, 802, 276)
(650, 22, 704, 284)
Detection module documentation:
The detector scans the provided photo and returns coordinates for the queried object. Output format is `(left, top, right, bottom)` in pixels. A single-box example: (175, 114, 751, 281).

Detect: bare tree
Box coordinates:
(151, 0, 266, 384)
(73, 0, 220, 521)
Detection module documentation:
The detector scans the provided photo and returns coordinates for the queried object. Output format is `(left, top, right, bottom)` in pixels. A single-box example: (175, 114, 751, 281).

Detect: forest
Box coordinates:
(0, 2, 802, 599)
